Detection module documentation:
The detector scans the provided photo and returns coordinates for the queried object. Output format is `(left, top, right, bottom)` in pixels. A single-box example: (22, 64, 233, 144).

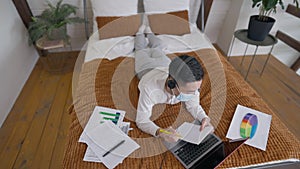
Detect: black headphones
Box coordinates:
(167, 78, 177, 89)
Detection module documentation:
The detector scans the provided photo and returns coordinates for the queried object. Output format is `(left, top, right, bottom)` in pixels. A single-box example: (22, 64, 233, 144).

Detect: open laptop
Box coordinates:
(163, 123, 247, 169)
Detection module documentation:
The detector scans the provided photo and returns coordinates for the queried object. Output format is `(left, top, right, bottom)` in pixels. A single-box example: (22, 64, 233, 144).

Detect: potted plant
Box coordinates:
(28, 0, 84, 44)
(248, 0, 299, 41)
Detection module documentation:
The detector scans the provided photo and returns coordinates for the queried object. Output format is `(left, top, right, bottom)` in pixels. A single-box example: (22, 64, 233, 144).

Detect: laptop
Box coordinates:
(164, 123, 247, 169)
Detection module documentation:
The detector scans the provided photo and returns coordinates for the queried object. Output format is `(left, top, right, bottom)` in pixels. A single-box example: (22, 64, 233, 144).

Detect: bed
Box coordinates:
(62, 0, 300, 168)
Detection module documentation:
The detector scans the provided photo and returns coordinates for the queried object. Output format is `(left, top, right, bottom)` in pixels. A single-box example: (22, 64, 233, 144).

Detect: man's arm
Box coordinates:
(135, 88, 160, 136)
(136, 87, 183, 141)
(184, 93, 210, 123)
(185, 95, 211, 131)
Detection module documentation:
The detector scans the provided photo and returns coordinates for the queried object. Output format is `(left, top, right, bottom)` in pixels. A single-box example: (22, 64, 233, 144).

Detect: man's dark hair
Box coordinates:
(169, 55, 204, 84)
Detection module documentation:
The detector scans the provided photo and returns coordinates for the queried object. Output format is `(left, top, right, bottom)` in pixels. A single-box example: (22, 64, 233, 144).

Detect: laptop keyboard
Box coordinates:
(174, 134, 219, 166)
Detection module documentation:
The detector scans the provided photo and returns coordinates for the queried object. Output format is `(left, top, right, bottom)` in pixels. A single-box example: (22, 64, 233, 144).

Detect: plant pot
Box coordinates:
(47, 25, 67, 40)
(40, 52, 68, 73)
(247, 15, 275, 41)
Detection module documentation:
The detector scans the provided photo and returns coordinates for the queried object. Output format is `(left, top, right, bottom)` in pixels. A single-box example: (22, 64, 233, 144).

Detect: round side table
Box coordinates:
(227, 29, 278, 80)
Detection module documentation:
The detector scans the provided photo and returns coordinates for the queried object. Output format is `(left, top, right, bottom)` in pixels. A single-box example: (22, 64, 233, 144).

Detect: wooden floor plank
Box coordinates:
(249, 74, 300, 136)
(0, 69, 60, 169)
(0, 52, 78, 168)
(229, 55, 300, 140)
(0, 62, 42, 151)
(31, 71, 73, 169)
(49, 74, 73, 169)
(12, 72, 62, 169)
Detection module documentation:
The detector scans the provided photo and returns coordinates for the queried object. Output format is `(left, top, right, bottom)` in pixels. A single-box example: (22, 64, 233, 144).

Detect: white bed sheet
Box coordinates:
(84, 23, 214, 63)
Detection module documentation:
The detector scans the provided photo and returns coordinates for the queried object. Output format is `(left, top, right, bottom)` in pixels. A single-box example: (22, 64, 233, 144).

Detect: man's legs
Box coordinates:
(147, 33, 164, 50)
(147, 33, 169, 60)
(134, 25, 171, 79)
(134, 30, 148, 51)
(134, 27, 152, 79)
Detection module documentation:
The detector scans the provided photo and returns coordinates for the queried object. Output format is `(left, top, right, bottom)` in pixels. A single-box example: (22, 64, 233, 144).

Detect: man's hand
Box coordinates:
(157, 127, 180, 143)
(200, 117, 213, 132)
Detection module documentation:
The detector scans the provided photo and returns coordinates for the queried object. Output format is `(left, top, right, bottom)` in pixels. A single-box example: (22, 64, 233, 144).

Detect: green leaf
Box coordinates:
(28, 0, 83, 43)
(262, 0, 277, 11)
(252, 0, 262, 8)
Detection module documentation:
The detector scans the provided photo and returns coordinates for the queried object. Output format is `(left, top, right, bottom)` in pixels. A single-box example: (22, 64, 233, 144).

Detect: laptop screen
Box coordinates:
(214, 138, 248, 168)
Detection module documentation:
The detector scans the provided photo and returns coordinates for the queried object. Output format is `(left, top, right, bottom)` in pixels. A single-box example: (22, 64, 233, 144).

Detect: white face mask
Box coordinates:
(175, 85, 199, 102)
(176, 92, 194, 102)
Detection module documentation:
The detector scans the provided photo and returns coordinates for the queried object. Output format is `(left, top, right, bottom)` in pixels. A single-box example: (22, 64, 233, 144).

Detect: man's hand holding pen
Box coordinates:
(156, 127, 182, 143)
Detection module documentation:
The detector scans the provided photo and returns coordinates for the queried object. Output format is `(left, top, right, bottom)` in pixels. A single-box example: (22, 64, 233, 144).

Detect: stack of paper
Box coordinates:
(79, 106, 129, 143)
(79, 106, 138, 168)
(85, 121, 140, 168)
(176, 122, 214, 145)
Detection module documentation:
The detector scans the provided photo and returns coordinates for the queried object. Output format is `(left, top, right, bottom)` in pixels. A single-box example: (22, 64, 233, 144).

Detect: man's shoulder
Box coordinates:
(138, 67, 168, 92)
(139, 67, 168, 83)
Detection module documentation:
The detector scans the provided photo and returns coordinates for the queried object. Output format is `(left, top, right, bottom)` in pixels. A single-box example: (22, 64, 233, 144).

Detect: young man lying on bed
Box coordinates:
(134, 23, 212, 143)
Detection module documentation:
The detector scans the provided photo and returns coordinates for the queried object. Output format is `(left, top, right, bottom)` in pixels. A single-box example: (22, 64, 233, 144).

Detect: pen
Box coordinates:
(102, 140, 125, 157)
(159, 129, 182, 138)
(229, 137, 249, 143)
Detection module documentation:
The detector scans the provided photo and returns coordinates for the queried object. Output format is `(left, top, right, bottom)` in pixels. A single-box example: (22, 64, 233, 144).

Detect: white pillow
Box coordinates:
(91, 0, 138, 32)
(143, 0, 189, 14)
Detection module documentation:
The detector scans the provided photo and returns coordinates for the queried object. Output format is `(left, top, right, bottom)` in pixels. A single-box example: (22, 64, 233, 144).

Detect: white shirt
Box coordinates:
(135, 67, 209, 136)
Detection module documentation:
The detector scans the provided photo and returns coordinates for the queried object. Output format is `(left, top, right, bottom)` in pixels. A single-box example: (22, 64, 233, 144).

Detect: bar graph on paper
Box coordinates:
(99, 111, 121, 125)
(78, 106, 126, 143)
(91, 106, 125, 127)
(89, 107, 124, 127)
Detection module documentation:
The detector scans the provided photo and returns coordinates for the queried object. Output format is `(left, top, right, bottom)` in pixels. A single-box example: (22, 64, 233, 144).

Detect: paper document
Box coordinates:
(83, 121, 132, 163)
(177, 122, 214, 145)
(86, 121, 140, 169)
(226, 104, 272, 151)
(79, 106, 125, 143)
(83, 147, 101, 162)
(119, 122, 131, 135)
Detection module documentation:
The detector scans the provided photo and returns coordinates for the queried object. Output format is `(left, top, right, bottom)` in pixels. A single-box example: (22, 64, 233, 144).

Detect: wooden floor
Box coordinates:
(0, 51, 299, 169)
(0, 52, 78, 169)
(228, 54, 300, 140)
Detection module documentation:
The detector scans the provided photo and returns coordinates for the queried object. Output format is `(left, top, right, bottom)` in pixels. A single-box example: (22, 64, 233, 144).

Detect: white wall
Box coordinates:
(205, 0, 231, 43)
(214, 0, 244, 55)
(0, 0, 39, 127)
